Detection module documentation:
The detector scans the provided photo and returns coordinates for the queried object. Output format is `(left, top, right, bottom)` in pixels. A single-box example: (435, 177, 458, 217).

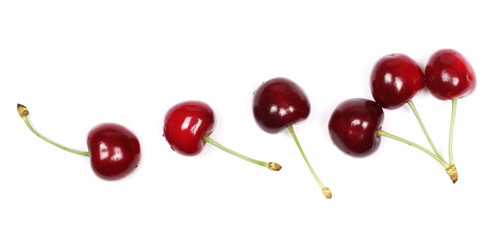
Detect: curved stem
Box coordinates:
(448, 99, 458, 166)
(203, 135, 281, 171)
(287, 125, 331, 199)
(407, 100, 442, 159)
(18, 104, 90, 157)
(377, 129, 449, 168)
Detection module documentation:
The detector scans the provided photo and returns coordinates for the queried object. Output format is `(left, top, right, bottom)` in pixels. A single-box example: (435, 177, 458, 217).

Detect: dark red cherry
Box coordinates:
(253, 78, 330, 198)
(425, 49, 476, 100)
(18, 104, 141, 180)
(328, 98, 384, 157)
(253, 77, 310, 133)
(370, 54, 425, 109)
(87, 123, 141, 180)
(163, 101, 214, 155)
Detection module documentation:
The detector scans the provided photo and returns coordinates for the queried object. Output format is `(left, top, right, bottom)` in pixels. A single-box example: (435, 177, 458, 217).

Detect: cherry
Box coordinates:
(370, 53, 444, 175)
(87, 123, 141, 180)
(424, 49, 476, 182)
(328, 98, 384, 157)
(253, 77, 331, 199)
(163, 101, 214, 156)
(329, 98, 456, 182)
(425, 49, 476, 100)
(17, 104, 141, 180)
(253, 77, 310, 133)
(370, 53, 424, 109)
(163, 100, 281, 171)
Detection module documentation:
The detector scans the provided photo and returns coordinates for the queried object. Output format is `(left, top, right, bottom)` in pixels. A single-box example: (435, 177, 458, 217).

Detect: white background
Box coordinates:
(1, 1, 495, 239)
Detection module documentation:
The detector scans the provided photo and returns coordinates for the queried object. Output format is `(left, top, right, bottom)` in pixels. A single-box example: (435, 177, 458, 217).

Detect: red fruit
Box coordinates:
(370, 54, 425, 109)
(87, 123, 141, 180)
(328, 98, 384, 157)
(163, 101, 215, 155)
(253, 77, 310, 133)
(253, 78, 331, 198)
(163, 101, 282, 171)
(18, 104, 141, 180)
(425, 49, 476, 100)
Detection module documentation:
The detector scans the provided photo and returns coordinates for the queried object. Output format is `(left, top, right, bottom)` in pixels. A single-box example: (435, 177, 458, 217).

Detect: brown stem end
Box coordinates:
(17, 104, 29, 117)
(322, 187, 332, 199)
(267, 162, 282, 171)
(445, 165, 458, 184)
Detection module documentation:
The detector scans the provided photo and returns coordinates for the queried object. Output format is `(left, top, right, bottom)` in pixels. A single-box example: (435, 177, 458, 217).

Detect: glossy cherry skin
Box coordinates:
(87, 123, 141, 180)
(253, 77, 310, 133)
(425, 49, 476, 100)
(370, 54, 425, 109)
(163, 101, 215, 156)
(328, 98, 384, 157)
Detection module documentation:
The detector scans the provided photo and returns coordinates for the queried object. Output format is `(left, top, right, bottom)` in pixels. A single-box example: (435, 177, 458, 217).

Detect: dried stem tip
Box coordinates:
(17, 104, 29, 117)
(267, 162, 282, 171)
(445, 165, 458, 184)
(322, 187, 332, 199)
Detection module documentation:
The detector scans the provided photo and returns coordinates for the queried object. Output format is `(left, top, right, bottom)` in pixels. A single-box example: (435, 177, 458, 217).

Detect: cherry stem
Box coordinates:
(17, 104, 90, 157)
(407, 100, 443, 159)
(287, 125, 331, 199)
(377, 129, 449, 168)
(202, 135, 282, 171)
(448, 99, 458, 166)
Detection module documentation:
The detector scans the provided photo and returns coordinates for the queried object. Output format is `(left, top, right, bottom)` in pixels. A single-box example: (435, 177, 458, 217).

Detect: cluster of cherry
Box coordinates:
(329, 49, 475, 186)
(18, 49, 475, 199)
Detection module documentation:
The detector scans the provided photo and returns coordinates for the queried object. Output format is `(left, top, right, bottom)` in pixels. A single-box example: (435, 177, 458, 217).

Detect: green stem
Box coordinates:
(287, 125, 331, 199)
(21, 116, 90, 157)
(203, 135, 281, 171)
(449, 99, 458, 166)
(407, 100, 442, 159)
(377, 129, 449, 168)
